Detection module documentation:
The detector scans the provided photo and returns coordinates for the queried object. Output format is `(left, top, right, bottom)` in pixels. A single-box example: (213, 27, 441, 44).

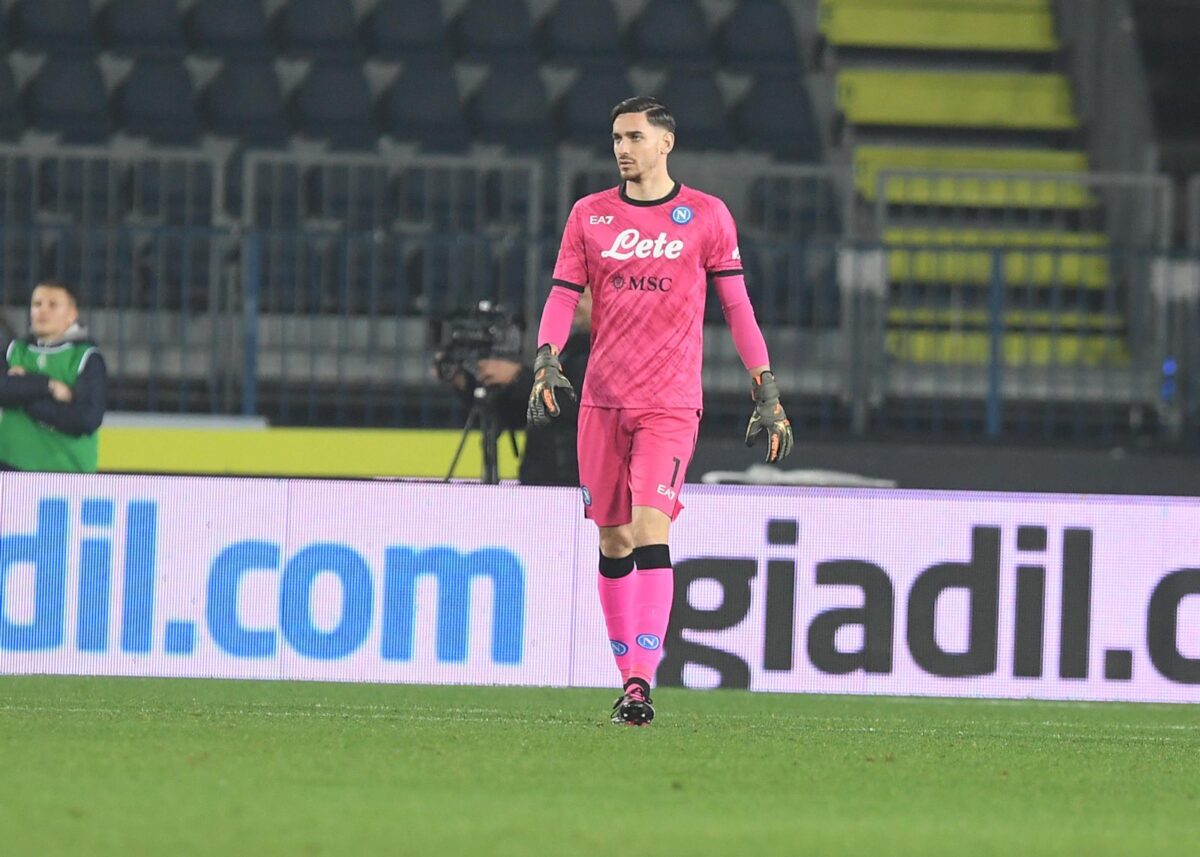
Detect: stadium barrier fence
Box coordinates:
(0, 145, 1194, 440)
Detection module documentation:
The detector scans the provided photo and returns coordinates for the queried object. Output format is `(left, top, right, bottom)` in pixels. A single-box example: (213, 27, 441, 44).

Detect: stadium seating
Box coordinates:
(204, 60, 288, 147)
(837, 70, 1078, 130)
(540, 0, 624, 68)
(820, 0, 1059, 52)
(275, 0, 359, 61)
(291, 63, 377, 150)
(883, 227, 1111, 289)
(468, 65, 555, 151)
(658, 72, 733, 151)
(25, 58, 112, 144)
(718, 0, 800, 73)
(453, 0, 537, 61)
(362, 0, 448, 61)
(0, 0, 827, 164)
(628, 0, 712, 68)
(116, 59, 202, 145)
(187, 0, 273, 59)
(101, 0, 187, 58)
(11, 0, 99, 56)
(733, 73, 821, 161)
(854, 145, 1091, 206)
(378, 60, 470, 152)
(556, 68, 633, 148)
(0, 63, 22, 141)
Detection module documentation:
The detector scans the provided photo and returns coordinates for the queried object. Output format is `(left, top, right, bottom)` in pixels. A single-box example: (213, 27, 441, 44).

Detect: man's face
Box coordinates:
(612, 111, 673, 183)
(30, 285, 78, 340)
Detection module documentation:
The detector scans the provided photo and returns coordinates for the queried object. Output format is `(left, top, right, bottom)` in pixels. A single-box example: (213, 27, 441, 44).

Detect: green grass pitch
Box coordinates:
(1, 676, 1197, 856)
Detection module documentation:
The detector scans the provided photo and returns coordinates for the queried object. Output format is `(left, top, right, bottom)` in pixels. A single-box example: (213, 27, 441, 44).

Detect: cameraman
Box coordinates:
(444, 290, 591, 486)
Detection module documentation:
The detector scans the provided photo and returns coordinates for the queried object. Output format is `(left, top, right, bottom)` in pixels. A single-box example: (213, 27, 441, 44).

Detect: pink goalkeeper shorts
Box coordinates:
(577, 406, 702, 527)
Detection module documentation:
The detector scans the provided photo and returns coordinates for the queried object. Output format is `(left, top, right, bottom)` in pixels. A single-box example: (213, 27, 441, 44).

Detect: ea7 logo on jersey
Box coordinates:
(588, 215, 614, 225)
(600, 228, 684, 260)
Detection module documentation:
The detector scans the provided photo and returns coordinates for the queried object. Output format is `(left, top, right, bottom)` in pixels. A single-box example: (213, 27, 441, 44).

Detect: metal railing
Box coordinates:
(555, 154, 850, 241)
(0, 145, 223, 228)
(0, 148, 1195, 443)
(0, 223, 241, 414)
(873, 169, 1174, 250)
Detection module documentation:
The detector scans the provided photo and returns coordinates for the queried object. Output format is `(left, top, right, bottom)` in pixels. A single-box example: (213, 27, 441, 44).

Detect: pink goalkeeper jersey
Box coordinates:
(551, 183, 742, 409)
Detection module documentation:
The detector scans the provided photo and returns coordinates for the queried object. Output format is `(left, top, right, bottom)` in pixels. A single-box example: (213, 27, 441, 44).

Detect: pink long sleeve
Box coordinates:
(713, 274, 770, 371)
(536, 284, 582, 352)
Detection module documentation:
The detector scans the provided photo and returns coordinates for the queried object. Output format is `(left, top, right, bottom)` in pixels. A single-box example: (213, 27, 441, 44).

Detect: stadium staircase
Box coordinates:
(818, 0, 1127, 372)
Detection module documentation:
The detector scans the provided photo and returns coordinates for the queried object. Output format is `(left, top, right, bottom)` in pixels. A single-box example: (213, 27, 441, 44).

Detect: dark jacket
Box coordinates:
(493, 330, 590, 487)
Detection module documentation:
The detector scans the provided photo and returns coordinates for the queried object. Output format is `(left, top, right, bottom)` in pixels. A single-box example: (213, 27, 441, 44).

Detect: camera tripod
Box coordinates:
(444, 385, 520, 485)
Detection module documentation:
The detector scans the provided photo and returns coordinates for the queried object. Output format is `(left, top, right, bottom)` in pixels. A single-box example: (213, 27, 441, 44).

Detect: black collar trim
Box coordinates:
(620, 181, 682, 207)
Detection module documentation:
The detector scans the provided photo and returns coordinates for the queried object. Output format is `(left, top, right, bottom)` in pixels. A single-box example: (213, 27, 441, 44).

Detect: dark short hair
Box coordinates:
(33, 280, 79, 303)
(610, 96, 676, 133)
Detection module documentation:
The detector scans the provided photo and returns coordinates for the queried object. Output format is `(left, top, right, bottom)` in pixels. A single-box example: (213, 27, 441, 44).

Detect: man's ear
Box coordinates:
(661, 131, 675, 154)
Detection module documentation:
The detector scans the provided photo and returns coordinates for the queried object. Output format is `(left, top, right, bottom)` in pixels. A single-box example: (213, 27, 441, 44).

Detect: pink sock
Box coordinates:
(630, 545, 674, 686)
(597, 553, 636, 683)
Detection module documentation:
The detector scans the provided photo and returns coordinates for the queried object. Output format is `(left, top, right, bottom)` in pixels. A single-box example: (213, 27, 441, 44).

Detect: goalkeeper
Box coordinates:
(528, 96, 793, 727)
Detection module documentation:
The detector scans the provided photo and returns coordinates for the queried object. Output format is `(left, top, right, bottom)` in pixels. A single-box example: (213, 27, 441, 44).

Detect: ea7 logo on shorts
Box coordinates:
(636, 634, 661, 651)
(601, 228, 684, 260)
(589, 215, 614, 225)
(656, 484, 676, 501)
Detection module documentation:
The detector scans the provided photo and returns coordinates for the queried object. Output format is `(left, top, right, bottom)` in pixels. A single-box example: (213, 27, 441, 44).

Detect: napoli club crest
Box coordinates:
(581, 486, 592, 506)
(671, 205, 693, 225)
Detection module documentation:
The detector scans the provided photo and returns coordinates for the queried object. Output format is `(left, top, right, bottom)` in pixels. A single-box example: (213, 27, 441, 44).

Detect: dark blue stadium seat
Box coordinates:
(0, 63, 22, 140)
(453, 0, 536, 61)
(291, 63, 377, 150)
(25, 58, 112, 144)
(541, 0, 623, 67)
(468, 65, 555, 151)
(378, 59, 470, 151)
(101, 0, 186, 58)
(275, 0, 359, 61)
(628, 0, 711, 68)
(733, 74, 821, 162)
(658, 72, 732, 151)
(12, 0, 98, 56)
(187, 0, 272, 59)
(116, 59, 201, 145)
(717, 0, 799, 73)
(362, 0, 448, 61)
(204, 60, 288, 146)
(556, 68, 632, 148)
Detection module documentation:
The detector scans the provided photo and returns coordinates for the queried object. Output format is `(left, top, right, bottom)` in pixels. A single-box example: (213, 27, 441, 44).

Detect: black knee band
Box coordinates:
(598, 551, 635, 579)
(632, 544, 671, 570)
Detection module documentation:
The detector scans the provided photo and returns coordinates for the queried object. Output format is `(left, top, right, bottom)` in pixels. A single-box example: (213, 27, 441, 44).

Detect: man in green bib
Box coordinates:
(0, 281, 107, 472)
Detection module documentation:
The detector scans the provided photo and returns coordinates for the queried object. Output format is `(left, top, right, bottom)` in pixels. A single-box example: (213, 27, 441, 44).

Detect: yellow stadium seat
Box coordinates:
(855, 145, 1091, 206)
(887, 308, 1125, 332)
(837, 70, 1078, 130)
(820, 0, 1058, 52)
(884, 228, 1111, 288)
(884, 330, 1130, 367)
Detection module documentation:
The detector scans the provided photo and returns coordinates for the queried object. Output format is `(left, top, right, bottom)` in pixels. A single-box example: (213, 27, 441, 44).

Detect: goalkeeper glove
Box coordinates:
(745, 370, 794, 463)
(526, 344, 576, 427)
